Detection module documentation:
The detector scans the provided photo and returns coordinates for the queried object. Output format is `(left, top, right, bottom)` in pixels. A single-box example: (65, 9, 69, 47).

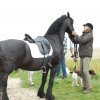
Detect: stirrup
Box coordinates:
(48, 63, 52, 68)
(41, 66, 46, 73)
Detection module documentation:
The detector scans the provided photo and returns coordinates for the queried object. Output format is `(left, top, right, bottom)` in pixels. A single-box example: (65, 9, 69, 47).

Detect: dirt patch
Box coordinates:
(7, 77, 45, 100)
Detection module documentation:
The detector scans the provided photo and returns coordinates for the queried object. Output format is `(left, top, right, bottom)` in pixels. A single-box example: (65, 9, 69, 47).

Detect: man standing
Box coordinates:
(72, 23, 93, 93)
(56, 36, 67, 78)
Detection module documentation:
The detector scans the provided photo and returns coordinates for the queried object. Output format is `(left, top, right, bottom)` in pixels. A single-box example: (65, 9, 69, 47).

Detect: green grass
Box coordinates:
(10, 59, 100, 100)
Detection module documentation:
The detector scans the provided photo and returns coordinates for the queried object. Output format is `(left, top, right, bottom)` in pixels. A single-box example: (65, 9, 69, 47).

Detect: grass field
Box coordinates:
(10, 58, 100, 100)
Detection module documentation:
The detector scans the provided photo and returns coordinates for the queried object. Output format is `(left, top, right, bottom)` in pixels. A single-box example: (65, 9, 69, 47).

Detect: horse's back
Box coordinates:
(0, 39, 25, 47)
(0, 39, 26, 55)
(0, 39, 31, 66)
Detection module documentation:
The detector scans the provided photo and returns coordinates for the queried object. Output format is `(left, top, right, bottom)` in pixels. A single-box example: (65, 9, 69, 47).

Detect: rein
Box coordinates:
(70, 40, 78, 71)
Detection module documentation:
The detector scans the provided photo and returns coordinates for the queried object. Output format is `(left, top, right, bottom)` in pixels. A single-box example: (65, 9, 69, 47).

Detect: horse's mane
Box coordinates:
(45, 15, 67, 35)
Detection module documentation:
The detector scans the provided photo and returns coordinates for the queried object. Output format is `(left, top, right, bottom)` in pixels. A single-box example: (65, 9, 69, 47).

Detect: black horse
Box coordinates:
(0, 13, 74, 100)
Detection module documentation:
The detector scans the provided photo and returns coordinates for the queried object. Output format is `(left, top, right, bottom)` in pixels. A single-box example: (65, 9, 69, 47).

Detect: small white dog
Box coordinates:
(70, 70, 95, 87)
(71, 71, 82, 86)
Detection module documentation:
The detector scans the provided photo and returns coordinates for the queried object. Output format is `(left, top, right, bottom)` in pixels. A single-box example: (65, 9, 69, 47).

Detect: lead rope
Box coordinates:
(70, 40, 78, 71)
(73, 43, 78, 71)
(70, 40, 74, 58)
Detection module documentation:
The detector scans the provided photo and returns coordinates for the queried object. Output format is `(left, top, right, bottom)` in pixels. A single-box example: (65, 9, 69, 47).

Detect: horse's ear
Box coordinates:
(67, 12, 70, 18)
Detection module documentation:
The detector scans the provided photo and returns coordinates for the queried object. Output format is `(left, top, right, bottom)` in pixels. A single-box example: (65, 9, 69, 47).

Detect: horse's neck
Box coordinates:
(45, 34, 62, 45)
(44, 34, 63, 56)
(59, 23, 66, 44)
(44, 22, 66, 50)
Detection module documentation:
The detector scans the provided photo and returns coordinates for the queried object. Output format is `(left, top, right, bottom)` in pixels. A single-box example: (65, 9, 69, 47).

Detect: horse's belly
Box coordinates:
(26, 42, 53, 58)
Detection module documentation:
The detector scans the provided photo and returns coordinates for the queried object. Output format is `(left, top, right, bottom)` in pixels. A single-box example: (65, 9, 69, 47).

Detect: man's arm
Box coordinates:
(72, 31, 93, 44)
(75, 33, 93, 44)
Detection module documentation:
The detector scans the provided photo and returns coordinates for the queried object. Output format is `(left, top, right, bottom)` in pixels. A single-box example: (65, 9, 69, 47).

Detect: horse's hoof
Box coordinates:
(46, 94, 55, 100)
(37, 88, 45, 98)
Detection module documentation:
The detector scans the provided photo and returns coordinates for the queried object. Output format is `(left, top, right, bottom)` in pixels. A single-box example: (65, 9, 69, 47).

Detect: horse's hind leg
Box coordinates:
(0, 72, 9, 100)
(37, 66, 49, 98)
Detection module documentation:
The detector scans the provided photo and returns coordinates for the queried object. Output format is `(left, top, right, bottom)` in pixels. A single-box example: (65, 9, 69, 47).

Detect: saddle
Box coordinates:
(24, 34, 52, 73)
(24, 34, 51, 55)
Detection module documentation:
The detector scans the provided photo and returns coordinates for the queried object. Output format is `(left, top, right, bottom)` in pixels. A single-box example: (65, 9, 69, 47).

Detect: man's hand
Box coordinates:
(72, 31, 77, 36)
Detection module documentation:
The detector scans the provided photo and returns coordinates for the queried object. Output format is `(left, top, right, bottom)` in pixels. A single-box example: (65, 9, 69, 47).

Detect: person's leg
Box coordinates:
(82, 57, 92, 92)
(60, 56, 67, 78)
(28, 71, 34, 86)
(56, 64, 60, 77)
(80, 58, 87, 89)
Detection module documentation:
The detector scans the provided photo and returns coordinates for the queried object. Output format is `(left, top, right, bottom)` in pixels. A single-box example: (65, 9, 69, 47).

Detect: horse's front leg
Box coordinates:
(46, 67, 57, 100)
(0, 72, 9, 100)
(37, 67, 49, 98)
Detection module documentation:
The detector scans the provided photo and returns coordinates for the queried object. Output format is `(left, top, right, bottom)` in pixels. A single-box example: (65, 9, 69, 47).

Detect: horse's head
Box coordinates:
(64, 12, 74, 35)
(45, 13, 74, 36)
(45, 13, 74, 44)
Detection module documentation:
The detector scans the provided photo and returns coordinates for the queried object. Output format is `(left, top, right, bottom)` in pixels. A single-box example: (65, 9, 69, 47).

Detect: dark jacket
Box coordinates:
(70, 32, 93, 58)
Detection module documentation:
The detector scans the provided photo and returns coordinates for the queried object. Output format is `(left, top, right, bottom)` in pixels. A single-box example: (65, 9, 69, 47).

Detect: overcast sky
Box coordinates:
(0, 0, 100, 48)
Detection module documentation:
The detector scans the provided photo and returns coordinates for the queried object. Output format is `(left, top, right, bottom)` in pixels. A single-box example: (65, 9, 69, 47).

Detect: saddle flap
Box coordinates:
(34, 36, 51, 55)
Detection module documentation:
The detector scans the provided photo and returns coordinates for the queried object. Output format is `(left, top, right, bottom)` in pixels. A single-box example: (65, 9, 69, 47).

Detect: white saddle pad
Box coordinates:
(26, 41, 53, 58)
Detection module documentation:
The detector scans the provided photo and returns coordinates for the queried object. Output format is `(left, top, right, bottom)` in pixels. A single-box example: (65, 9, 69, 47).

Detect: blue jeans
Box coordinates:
(56, 56, 67, 77)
